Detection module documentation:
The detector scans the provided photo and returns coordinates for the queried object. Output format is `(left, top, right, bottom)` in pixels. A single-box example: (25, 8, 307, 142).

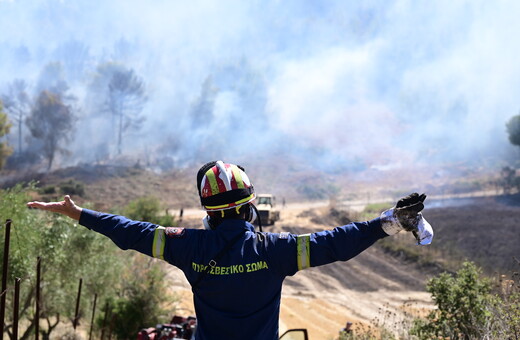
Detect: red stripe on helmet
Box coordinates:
(201, 176, 212, 198)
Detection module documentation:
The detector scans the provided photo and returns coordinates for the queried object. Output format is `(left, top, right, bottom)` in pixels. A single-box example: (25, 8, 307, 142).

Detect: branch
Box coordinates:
(18, 320, 35, 340)
(4, 323, 12, 340)
(43, 313, 60, 338)
(19, 283, 35, 317)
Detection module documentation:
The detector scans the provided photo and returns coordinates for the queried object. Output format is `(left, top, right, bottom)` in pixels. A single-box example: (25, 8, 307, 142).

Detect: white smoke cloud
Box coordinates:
(1, 0, 519, 170)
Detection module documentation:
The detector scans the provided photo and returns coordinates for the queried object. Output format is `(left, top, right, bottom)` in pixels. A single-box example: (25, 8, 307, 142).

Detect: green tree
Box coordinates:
(0, 185, 123, 339)
(506, 114, 520, 147)
(26, 91, 75, 171)
(411, 262, 495, 339)
(0, 100, 13, 169)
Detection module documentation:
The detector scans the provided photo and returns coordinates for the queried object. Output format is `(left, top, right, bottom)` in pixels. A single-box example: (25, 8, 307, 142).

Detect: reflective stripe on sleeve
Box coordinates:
(297, 233, 311, 270)
(152, 226, 166, 260)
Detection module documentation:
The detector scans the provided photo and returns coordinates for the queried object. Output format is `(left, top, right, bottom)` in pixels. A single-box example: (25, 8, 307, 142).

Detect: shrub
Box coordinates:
(410, 262, 495, 339)
(124, 196, 161, 222)
(124, 196, 176, 226)
(486, 271, 520, 339)
(58, 179, 85, 196)
(39, 185, 57, 195)
(98, 257, 178, 339)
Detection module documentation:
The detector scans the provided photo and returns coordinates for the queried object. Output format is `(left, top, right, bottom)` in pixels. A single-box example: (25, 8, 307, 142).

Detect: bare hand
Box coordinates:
(27, 195, 83, 221)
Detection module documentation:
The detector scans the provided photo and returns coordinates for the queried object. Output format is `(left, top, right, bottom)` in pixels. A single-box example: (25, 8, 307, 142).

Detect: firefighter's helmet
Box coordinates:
(197, 161, 255, 211)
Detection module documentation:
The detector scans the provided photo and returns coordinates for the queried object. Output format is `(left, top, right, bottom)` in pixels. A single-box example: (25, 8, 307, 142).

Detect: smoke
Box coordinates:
(1, 0, 520, 172)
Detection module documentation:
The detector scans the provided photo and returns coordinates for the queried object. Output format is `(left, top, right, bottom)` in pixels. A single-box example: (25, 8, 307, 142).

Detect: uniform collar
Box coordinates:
(215, 218, 256, 234)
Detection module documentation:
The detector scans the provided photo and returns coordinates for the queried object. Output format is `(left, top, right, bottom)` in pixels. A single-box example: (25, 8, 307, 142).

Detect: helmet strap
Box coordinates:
(202, 204, 262, 232)
(202, 215, 214, 230)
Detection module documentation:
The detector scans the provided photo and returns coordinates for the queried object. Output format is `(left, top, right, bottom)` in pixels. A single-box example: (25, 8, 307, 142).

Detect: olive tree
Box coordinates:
(0, 100, 13, 169)
(0, 185, 123, 339)
(26, 91, 74, 171)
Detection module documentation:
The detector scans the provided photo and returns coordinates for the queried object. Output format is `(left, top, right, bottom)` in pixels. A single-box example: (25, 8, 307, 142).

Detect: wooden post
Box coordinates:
(88, 294, 97, 340)
(35, 257, 41, 340)
(13, 278, 21, 340)
(0, 219, 12, 340)
(73, 278, 82, 330)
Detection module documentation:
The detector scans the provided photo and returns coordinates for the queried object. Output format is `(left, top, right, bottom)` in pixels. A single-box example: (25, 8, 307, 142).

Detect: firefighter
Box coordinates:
(27, 160, 433, 340)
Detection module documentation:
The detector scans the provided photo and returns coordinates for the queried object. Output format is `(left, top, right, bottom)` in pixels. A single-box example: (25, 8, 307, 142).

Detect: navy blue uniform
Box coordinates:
(79, 209, 388, 340)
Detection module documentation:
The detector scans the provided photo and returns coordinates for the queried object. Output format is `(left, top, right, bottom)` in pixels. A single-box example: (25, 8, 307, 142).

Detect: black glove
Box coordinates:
(394, 193, 427, 231)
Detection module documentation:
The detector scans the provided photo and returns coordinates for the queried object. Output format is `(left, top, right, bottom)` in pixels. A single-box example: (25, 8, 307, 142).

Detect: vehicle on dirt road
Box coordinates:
(256, 194, 280, 226)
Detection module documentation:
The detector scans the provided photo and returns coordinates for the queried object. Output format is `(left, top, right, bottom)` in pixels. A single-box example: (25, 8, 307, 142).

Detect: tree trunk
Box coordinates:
(17, 115, 22, 155)
(41, 314, 60, 340)
(47, 153, 54, 172)
(118, 112, 123, 155)
(18, 320, 35, 340)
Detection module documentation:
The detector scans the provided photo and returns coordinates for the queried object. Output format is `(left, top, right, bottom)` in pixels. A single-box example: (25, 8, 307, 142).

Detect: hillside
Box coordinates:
(7, 165, 519, 339)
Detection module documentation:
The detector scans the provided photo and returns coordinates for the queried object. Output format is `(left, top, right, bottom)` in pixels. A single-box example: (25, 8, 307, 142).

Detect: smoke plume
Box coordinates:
(1, 0, 519, 174)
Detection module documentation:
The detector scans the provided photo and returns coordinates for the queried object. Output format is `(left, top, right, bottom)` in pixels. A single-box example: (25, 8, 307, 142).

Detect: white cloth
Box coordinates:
(380, 209, 434, 245)
(415, 214, 434, 245)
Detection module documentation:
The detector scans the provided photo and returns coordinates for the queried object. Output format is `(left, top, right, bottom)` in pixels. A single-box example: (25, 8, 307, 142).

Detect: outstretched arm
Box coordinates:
(26, 195, 83, 221)
(27, 196, 159, 256)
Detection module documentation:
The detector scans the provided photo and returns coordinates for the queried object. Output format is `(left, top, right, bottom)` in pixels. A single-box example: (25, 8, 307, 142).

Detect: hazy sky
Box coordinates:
(1, 0, 519, 170)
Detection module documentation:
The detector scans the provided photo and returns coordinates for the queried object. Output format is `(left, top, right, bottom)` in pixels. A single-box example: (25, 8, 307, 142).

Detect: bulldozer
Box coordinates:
(256, 194, 280, 226)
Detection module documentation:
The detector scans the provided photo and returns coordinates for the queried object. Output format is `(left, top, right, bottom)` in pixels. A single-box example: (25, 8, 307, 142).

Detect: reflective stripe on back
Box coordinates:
(153, 227, 166, 260)
(297, 234, 311, 270)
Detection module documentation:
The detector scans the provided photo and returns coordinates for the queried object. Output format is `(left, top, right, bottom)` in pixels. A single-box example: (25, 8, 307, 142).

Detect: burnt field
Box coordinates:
(422, 194, 520, 275)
